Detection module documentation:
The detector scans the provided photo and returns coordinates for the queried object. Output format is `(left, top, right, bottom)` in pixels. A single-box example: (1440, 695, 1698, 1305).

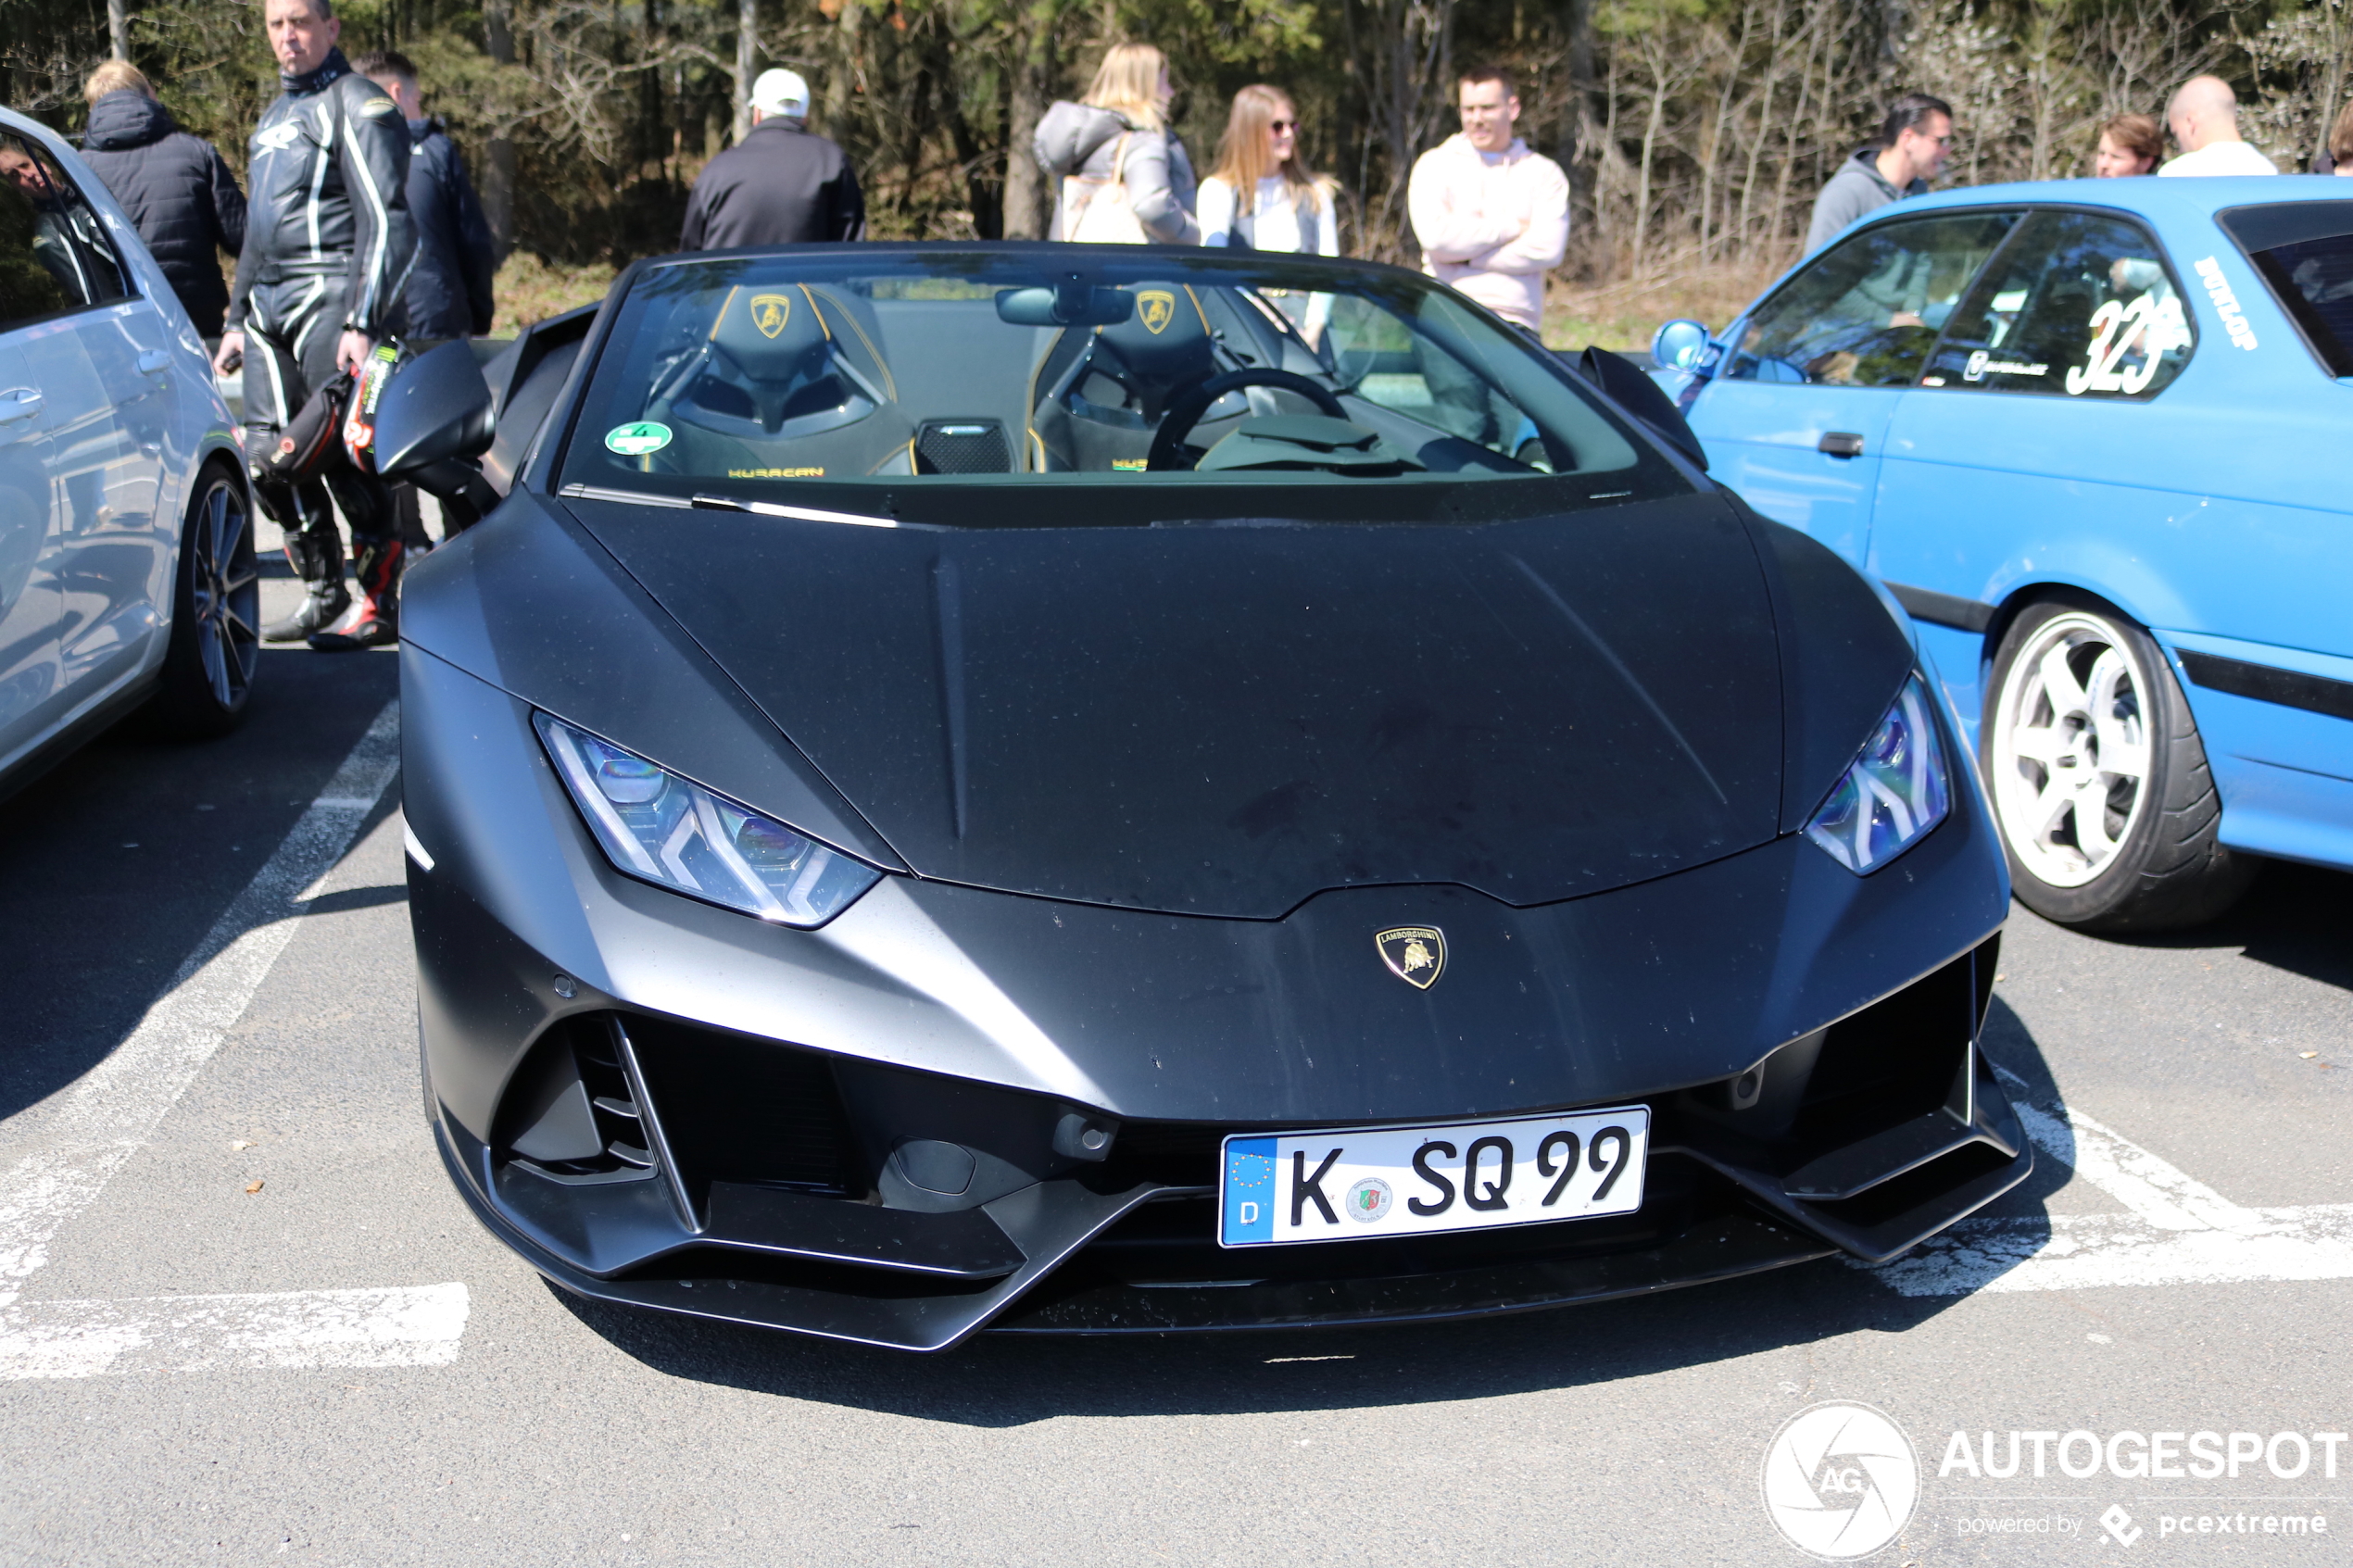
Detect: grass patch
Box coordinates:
(1541, 259, 1788, 354)
(492, 254, 620, 334)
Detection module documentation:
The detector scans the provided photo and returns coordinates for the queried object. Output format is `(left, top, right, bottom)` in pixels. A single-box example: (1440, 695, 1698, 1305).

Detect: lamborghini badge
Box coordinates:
(1376, 926, 1446, 990)
(1137, 289, 1176, 335)
(749, 293, 793, 338)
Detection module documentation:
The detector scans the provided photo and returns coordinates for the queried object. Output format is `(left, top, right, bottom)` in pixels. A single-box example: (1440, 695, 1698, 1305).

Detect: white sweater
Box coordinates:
(1198, 175, 1338, 257)
(1407, 133, 1569, 331)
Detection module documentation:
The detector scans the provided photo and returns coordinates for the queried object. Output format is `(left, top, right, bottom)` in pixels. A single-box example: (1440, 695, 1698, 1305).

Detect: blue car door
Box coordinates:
(1686, 209, 2020, 565)
(1869, 208, 2200, 733)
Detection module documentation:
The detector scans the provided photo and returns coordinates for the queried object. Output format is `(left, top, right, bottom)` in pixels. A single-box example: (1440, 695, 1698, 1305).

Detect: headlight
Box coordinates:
(1805, 675, 1951, 873)
(535, 713, 880, 926)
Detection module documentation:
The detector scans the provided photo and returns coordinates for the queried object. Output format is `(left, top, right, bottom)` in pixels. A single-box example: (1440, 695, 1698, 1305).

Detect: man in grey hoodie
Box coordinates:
(1033, 99, 1198, 245)
(1805, 94, 1954, 254)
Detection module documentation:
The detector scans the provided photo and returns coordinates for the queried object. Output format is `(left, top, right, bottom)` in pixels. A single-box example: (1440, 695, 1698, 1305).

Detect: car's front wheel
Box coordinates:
(1982, 599, 2254, 931)
(149, 465, 259, 739)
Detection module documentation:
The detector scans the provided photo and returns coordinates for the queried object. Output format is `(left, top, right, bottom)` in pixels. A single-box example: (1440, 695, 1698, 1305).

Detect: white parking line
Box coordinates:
(0, 701, 467, 1379)
(1869, 1069, 2353, 1296)
(0, 1285, 469, 1380)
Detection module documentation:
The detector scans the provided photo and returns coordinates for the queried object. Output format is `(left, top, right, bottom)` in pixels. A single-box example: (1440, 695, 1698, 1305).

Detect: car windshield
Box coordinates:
(554, 249, 1684, 521)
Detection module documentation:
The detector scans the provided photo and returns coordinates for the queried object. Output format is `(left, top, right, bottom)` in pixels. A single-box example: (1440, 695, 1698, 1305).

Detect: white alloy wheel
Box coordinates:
(1987, 610, 2153, 889)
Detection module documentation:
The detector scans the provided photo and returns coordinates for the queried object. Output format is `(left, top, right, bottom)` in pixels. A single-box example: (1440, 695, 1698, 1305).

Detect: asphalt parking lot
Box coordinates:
(0, 573, 2347, 1567)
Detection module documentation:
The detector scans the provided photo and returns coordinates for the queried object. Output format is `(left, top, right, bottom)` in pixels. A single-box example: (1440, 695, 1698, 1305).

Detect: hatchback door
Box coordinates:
(4, 134, 172, 695)
(1687, 210, 2020, 565)
(0, 333, 59, 764)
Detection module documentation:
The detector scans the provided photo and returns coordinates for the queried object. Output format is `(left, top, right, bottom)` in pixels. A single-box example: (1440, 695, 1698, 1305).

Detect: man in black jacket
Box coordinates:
(78, 61, 246, 337)
(352, 50, 495, 343)
(209, 0, 415, 651)
(680, 69, 865, 250)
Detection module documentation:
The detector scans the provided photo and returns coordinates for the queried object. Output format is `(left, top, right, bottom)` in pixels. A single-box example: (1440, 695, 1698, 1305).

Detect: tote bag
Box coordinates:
(1061, 133, 1150, 244)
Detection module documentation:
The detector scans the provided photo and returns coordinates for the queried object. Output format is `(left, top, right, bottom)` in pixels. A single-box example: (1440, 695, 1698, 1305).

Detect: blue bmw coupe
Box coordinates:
(1655, 177, 2352, 930)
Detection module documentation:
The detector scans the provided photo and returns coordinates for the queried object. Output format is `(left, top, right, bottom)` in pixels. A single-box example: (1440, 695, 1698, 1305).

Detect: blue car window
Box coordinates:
(1722, 212, 2020, 389)
(0, 132, 128, 328)
(2219, 203, 2353, 377)
(1921, 209, 2194, 399)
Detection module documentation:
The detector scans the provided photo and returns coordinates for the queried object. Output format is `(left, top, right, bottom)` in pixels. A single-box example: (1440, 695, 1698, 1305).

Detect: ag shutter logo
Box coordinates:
(1761, 1401, 1919, 1560)
(2101, 1504, 2144, 1547)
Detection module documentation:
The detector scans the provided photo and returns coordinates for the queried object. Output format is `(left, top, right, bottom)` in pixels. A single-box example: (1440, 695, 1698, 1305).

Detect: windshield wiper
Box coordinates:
(689, 493, 901, 529)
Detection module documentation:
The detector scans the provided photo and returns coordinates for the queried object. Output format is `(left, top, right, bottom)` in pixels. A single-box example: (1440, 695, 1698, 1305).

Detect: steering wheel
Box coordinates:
(1146, 368, 1349, 470)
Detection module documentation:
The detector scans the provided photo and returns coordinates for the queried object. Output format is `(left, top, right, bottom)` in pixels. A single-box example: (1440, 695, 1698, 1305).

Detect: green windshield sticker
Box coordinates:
(605, 421, 673, 457)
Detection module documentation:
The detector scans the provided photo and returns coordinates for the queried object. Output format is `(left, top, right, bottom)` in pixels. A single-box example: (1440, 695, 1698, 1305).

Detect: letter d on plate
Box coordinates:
(1222, 1137, 1277, 1244)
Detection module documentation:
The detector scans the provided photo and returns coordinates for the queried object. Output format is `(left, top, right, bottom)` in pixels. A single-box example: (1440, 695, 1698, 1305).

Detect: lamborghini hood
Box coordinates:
(567, 495, 1789, 918)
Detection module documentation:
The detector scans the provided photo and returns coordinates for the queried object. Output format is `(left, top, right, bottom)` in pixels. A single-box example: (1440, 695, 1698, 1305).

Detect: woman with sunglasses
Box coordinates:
(1199, 85, 1340, 340)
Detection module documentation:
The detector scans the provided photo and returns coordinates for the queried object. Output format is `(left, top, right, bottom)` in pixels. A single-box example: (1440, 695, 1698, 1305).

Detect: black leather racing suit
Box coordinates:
(228, 48, 415, 640)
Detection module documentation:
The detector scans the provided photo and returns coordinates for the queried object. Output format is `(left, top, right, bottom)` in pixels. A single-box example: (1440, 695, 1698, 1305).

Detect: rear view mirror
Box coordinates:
(372, 340, 497, 480)
(996, 283, 1135, 328)
(1651, 318, 1714, 372)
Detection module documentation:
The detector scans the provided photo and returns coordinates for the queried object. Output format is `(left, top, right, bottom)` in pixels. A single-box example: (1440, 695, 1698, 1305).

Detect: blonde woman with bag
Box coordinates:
(1032, 43, 1200, 245)
(1198, 84, 1339, 341)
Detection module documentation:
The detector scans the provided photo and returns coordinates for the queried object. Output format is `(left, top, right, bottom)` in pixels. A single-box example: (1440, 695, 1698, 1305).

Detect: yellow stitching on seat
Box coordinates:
(1181, 283, 1212, 334)
(796, 283, 832, 340)
(807, 286, 896, 401)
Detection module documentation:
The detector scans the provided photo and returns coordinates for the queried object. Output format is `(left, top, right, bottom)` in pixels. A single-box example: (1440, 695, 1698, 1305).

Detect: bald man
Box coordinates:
(2158, 76, 2278, 177)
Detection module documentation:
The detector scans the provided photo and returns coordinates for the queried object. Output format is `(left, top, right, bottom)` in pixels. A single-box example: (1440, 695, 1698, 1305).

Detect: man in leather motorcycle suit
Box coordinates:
(210, 0, 415, 651)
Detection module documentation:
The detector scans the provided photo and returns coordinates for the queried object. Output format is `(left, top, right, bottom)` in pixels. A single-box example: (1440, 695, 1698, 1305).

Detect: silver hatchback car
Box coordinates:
(0, 105, 256, 795)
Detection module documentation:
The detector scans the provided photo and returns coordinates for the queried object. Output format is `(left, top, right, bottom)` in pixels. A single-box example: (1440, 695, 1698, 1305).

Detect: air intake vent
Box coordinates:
(915, 419, 1012, 474)
(500, 1018, 661, 1185)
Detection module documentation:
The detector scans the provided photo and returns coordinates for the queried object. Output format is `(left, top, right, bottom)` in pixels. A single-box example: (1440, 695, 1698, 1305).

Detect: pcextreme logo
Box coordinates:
(1761, 1401, 1919, 1560)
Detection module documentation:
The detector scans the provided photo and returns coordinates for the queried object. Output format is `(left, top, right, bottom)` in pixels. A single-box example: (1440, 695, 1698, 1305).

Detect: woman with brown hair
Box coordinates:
(1199, 85, 1338, 338)
(1033, 43, 1199, 245)
(2094, 113, 2163, 177)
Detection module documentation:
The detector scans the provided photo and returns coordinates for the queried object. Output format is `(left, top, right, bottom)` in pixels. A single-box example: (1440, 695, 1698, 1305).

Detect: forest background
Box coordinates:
(4, 0, 2349, 344)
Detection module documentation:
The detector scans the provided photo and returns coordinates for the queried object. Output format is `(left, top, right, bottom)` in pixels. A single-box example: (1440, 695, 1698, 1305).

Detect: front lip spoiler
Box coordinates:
(431, 1105, 1167, 1352)
(988, 1209, 1838, 1335)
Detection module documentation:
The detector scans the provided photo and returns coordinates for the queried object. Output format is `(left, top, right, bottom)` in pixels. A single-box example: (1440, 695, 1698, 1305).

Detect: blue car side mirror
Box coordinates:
(1651, 319, 1715, 372)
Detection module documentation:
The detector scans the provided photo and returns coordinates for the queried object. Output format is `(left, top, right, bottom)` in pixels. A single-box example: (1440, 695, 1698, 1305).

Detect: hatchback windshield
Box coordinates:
(557, 249, 1680, 514)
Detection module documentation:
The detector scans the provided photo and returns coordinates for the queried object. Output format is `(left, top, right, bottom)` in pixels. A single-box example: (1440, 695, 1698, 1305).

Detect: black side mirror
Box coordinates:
(374, 340, 497, 480)
(1575, 345, 1709, 472)
(373, 340, 503, 531)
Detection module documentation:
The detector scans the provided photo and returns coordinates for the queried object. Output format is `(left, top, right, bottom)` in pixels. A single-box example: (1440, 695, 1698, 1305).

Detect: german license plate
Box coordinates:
(1217, 1107, 1650, 1248)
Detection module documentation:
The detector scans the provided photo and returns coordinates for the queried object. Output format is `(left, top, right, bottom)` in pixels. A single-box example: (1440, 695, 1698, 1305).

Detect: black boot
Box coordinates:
(261, 526, 350, 643)
(308, 536, 403, 652)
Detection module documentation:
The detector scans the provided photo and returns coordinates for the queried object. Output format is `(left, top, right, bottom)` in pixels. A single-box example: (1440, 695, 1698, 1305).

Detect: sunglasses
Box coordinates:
(1269, 119, 1296, 132)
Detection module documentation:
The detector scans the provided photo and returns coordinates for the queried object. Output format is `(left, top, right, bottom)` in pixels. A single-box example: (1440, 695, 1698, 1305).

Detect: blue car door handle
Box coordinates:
(1818, 431, 1867, 458)
(0, 388, 43, 424)
(135, 349, 171, 375)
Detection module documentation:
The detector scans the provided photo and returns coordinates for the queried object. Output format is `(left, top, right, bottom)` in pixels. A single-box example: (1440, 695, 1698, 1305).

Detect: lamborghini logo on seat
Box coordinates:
(1137, 289, 1177, 334)
(749, 293, 793, 338)
(1376, 927, 1446, 990)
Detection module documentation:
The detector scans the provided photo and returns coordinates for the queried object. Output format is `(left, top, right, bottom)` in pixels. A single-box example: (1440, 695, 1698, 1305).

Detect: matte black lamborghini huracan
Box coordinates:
(382, 245, 2030, 1350)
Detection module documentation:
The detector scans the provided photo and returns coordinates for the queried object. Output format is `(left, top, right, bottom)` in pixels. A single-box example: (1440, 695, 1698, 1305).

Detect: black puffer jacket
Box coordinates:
(79, 91, 246, 335)
(403, 119, 496, 341)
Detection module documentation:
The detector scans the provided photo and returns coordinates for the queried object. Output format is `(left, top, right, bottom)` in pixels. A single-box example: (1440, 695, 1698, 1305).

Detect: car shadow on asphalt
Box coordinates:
(2081, 859, 2353, 995)
(544, 992, 2075, 1423)
(0, 649, 398, 1124)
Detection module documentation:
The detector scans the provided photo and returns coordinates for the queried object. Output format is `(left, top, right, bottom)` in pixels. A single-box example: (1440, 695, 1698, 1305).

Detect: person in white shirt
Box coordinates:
(1406, 66, 1569, 335)
(2158, 76, 2278, 177)
(1198, 84, 1340, 342)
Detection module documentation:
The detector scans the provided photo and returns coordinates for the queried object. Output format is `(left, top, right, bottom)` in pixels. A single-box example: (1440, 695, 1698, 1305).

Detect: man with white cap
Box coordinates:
(681, 68, 865, 248)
